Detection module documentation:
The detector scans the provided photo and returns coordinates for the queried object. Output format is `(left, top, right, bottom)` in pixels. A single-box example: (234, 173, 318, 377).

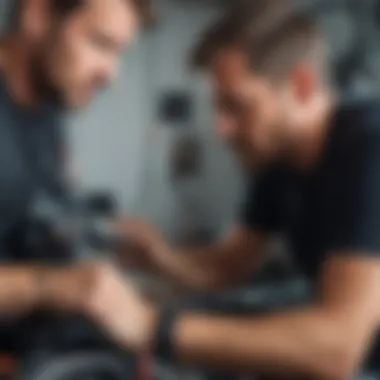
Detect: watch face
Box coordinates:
(317, 9, 355, 63)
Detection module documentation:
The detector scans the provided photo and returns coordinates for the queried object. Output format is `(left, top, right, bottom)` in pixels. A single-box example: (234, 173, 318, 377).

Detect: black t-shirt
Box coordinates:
(0, 76, 64, 262)
(241, 100, 380, 281)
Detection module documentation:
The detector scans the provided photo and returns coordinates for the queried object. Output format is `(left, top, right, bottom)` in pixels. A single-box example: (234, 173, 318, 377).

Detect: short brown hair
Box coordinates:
(52, 0, 153, 22)
(192, 0, 322, 79)
(10, 0, 153, 31)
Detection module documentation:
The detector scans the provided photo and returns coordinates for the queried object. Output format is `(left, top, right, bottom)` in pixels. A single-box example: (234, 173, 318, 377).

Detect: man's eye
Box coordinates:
(228, 102, 245, 115)
(90, 33, 114, 51)
(217, 98, 241, 114)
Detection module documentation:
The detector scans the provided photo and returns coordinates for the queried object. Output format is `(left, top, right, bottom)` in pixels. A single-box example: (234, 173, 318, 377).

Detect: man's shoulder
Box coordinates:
(332, 99, 380, 149)
(244, 164, 290, 199)
(321, 99, 380, 187)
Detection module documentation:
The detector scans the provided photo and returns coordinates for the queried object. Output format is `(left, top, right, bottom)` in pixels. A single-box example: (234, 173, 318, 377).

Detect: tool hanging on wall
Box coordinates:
(332, 0, 378, 93)
(170, 134, 202, 181)
(304, 0, 378, 94)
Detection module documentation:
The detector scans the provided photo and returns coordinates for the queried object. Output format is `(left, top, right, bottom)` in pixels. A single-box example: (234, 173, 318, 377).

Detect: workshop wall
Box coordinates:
(67, 38, 150, 214)
(135, 0, 242, 239)
(68, 0, 241, 240)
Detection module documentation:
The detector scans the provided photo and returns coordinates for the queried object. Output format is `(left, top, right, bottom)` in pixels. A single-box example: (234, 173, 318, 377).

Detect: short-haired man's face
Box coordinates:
(210, 49, 317, 169)
(22, 0, 138, 109)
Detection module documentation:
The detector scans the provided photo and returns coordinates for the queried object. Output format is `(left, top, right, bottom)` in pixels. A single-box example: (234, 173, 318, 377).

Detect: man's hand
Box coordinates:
(83, 262, 157, 353)
(117, 220, 265, 291)
(117, 218, 165, 252)
(116, 218, 170, 271)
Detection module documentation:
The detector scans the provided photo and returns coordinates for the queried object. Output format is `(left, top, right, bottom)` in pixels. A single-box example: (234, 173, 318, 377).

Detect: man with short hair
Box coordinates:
(93, 2, 380, 378)
(0, 0, 146, 342)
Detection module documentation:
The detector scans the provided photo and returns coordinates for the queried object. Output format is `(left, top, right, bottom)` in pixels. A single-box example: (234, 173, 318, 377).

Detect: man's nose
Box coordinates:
(216, 114, 235, 140)
(98, 59, 119, 86)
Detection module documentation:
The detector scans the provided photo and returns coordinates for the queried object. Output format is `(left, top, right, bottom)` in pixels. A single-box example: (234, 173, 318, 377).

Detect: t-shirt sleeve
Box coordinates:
(240, 170, 285, 233)
(325, 122, 380, 255)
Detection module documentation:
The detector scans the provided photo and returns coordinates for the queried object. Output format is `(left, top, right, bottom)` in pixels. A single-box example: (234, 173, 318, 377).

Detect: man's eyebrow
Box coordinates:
(92, 29, 125, 51)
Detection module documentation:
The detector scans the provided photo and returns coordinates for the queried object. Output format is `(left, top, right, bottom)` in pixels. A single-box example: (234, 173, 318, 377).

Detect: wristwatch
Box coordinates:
(154, 305, 180, 362)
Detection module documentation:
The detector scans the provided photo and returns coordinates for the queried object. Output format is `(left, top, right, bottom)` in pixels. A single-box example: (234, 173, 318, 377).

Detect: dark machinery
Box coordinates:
(12, 191, 121, 263)
(5, 191, 139, 380)
(10, 192, 380, 380)
(18, 315, 136, 380)
(8, 190, 311, 380)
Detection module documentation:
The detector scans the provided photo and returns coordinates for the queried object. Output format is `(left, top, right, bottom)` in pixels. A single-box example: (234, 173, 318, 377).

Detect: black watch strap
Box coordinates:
(154, 305, 180, 362)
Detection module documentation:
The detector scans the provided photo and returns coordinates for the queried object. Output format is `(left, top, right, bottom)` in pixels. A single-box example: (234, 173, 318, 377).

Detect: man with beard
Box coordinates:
(92, 1, 380, 379)
(0, 0, 147, 348)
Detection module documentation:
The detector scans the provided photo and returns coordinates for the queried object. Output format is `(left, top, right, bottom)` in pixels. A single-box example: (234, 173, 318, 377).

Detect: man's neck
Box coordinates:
(291, 92, 336, 172)
(0, 36, 40, 109)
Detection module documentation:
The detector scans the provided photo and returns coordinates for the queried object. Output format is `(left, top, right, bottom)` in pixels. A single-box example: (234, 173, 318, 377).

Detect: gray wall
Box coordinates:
(136, 0, 242, 238)
(69, 0, 243, 239)
(68, 37, 150, 214)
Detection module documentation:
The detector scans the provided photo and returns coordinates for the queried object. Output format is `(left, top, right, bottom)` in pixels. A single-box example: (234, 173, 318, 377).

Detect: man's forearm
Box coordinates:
(153, 245, 249, 291)
(0, 265, 88, 317)
(169, 308, 360, 379)
(0, 266, 44, 316)
(151, 229, 264, 291)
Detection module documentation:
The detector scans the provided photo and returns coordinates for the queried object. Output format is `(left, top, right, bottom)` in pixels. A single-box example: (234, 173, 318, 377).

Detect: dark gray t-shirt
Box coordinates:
(241, 100, 380, 280)
(240, 100, 380, 369)
(0, 77, 64, 261)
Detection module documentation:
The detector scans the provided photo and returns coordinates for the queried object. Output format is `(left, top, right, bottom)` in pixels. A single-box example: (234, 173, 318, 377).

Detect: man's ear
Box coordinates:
(290, 64, 317, 104)
(19, 0, 51, 41)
